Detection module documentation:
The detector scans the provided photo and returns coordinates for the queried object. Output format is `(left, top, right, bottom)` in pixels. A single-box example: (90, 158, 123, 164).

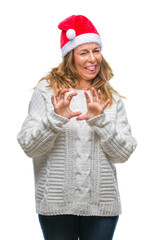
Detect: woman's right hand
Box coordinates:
(51, 88, 82, 119)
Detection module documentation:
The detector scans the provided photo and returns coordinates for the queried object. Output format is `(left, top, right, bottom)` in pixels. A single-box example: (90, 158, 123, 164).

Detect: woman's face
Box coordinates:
(74, 43, 102, 82)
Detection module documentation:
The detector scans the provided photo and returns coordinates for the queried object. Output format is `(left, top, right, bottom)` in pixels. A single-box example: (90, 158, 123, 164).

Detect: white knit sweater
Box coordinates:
(17, 80, 137, 216)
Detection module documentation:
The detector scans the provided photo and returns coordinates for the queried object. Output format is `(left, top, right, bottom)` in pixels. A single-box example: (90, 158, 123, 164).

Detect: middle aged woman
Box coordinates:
(17, 15, 137, 240)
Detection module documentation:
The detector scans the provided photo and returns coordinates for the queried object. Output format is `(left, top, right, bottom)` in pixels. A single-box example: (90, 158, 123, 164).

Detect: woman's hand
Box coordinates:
(76, 87, 110, 121)
(51, 88, 82, 119)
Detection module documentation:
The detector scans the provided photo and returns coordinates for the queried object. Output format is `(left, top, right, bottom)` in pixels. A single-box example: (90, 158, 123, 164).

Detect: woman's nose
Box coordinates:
(88, 53, 95, 62)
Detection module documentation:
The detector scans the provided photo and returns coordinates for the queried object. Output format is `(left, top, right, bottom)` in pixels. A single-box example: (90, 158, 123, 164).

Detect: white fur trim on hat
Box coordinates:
(61, 33, 102, 58)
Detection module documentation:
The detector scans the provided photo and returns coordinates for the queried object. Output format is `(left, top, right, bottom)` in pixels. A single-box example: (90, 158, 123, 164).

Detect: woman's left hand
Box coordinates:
(76, 87, 110, 121)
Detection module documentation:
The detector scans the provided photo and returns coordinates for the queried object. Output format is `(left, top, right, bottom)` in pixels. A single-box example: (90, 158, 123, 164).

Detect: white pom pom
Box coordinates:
(66, 29, 76, 40)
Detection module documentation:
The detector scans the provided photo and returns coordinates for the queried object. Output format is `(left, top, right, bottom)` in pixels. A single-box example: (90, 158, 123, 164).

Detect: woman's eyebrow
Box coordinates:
(94, 47, 100, 50)
(80, 47, 100, 51)
(80, 49, 88, 52)
(78, 47, 100, 53)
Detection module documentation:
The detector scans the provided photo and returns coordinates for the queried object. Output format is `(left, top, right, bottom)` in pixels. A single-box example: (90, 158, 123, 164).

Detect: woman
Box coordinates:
(17, 15, 137, 240)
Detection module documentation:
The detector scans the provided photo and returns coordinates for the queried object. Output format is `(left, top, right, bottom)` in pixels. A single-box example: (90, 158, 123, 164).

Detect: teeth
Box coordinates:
(86, 66, 96, 70)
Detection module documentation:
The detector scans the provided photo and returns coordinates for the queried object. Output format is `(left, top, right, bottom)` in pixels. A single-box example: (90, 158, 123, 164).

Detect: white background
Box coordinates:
(0, 0, 154, 239)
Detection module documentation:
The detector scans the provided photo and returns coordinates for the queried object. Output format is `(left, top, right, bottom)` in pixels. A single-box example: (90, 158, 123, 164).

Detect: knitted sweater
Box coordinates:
(17, 80, 137, 216)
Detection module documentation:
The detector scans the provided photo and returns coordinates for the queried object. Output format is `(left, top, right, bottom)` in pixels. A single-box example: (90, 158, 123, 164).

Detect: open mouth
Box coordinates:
(85, 65, 96, 73)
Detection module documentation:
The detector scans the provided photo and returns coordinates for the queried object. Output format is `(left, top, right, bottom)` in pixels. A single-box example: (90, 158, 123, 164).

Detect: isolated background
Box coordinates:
(0, 0, 154, 239)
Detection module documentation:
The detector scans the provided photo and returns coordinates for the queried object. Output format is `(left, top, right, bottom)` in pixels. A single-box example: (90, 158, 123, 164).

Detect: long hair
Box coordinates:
(39, 50, 123, 106)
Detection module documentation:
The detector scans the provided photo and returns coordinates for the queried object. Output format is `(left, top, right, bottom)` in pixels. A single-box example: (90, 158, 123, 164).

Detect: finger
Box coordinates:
(67, 92, 77, 102)
(55, 88, 62, 98)
(51, 95, 55, 107)
(55, 88, 62, 102)
(71, 111, 82, 118)
(91, 87, 97, 102)
(76, 114, 88, 121)
(98, 89, 102, 104)
(59, 89, 69, 99)
(102, 99, 110, 111)
(84, 91, 91, 104)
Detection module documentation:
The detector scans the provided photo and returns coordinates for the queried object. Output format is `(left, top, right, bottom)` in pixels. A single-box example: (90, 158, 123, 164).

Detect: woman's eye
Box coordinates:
(94, 50, 100, 53)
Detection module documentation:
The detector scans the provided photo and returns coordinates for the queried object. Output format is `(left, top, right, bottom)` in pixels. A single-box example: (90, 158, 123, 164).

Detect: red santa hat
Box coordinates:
(58, 15, 102, 58)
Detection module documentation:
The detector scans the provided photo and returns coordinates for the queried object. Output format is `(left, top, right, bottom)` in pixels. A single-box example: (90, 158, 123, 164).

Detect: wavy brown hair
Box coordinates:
(39, 50, 122, 106)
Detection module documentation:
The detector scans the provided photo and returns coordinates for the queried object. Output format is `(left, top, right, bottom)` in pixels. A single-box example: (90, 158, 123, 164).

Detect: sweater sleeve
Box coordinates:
(86, 96, 137, 163)
(17, 83, 69, 158)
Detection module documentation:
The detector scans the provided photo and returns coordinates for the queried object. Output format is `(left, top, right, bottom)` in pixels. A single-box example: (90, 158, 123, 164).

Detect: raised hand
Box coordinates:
(76, 87, 110, 121)
(51, 88, 82, 119)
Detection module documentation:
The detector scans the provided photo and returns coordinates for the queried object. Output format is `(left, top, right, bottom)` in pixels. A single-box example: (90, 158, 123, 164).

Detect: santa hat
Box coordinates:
(58, 15, 102, 58)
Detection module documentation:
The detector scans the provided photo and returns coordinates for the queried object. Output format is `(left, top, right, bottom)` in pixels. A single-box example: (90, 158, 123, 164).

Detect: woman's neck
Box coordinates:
(74, 87, 90, 90)
(74, 81, 91, 90)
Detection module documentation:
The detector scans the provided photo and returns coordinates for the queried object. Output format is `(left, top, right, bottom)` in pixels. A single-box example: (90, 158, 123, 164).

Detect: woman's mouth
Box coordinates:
(85, 65, 97, 73)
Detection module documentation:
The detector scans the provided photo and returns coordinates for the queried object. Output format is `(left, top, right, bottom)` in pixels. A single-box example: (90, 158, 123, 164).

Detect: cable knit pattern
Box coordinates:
(17, 80, 137, 216)
(86, 98, 137, 163)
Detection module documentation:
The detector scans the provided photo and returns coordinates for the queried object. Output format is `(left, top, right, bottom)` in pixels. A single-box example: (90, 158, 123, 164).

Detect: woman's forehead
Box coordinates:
(74, 43, 100, 52)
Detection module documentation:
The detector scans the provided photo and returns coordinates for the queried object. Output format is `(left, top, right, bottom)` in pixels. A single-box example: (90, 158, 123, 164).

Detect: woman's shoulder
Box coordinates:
(36, 79, 49, 90)
(111, 93, 127, 112)
(35, 80, 54, 94)
(112, 92, 122, 103)
(111, 92, 128, 115)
